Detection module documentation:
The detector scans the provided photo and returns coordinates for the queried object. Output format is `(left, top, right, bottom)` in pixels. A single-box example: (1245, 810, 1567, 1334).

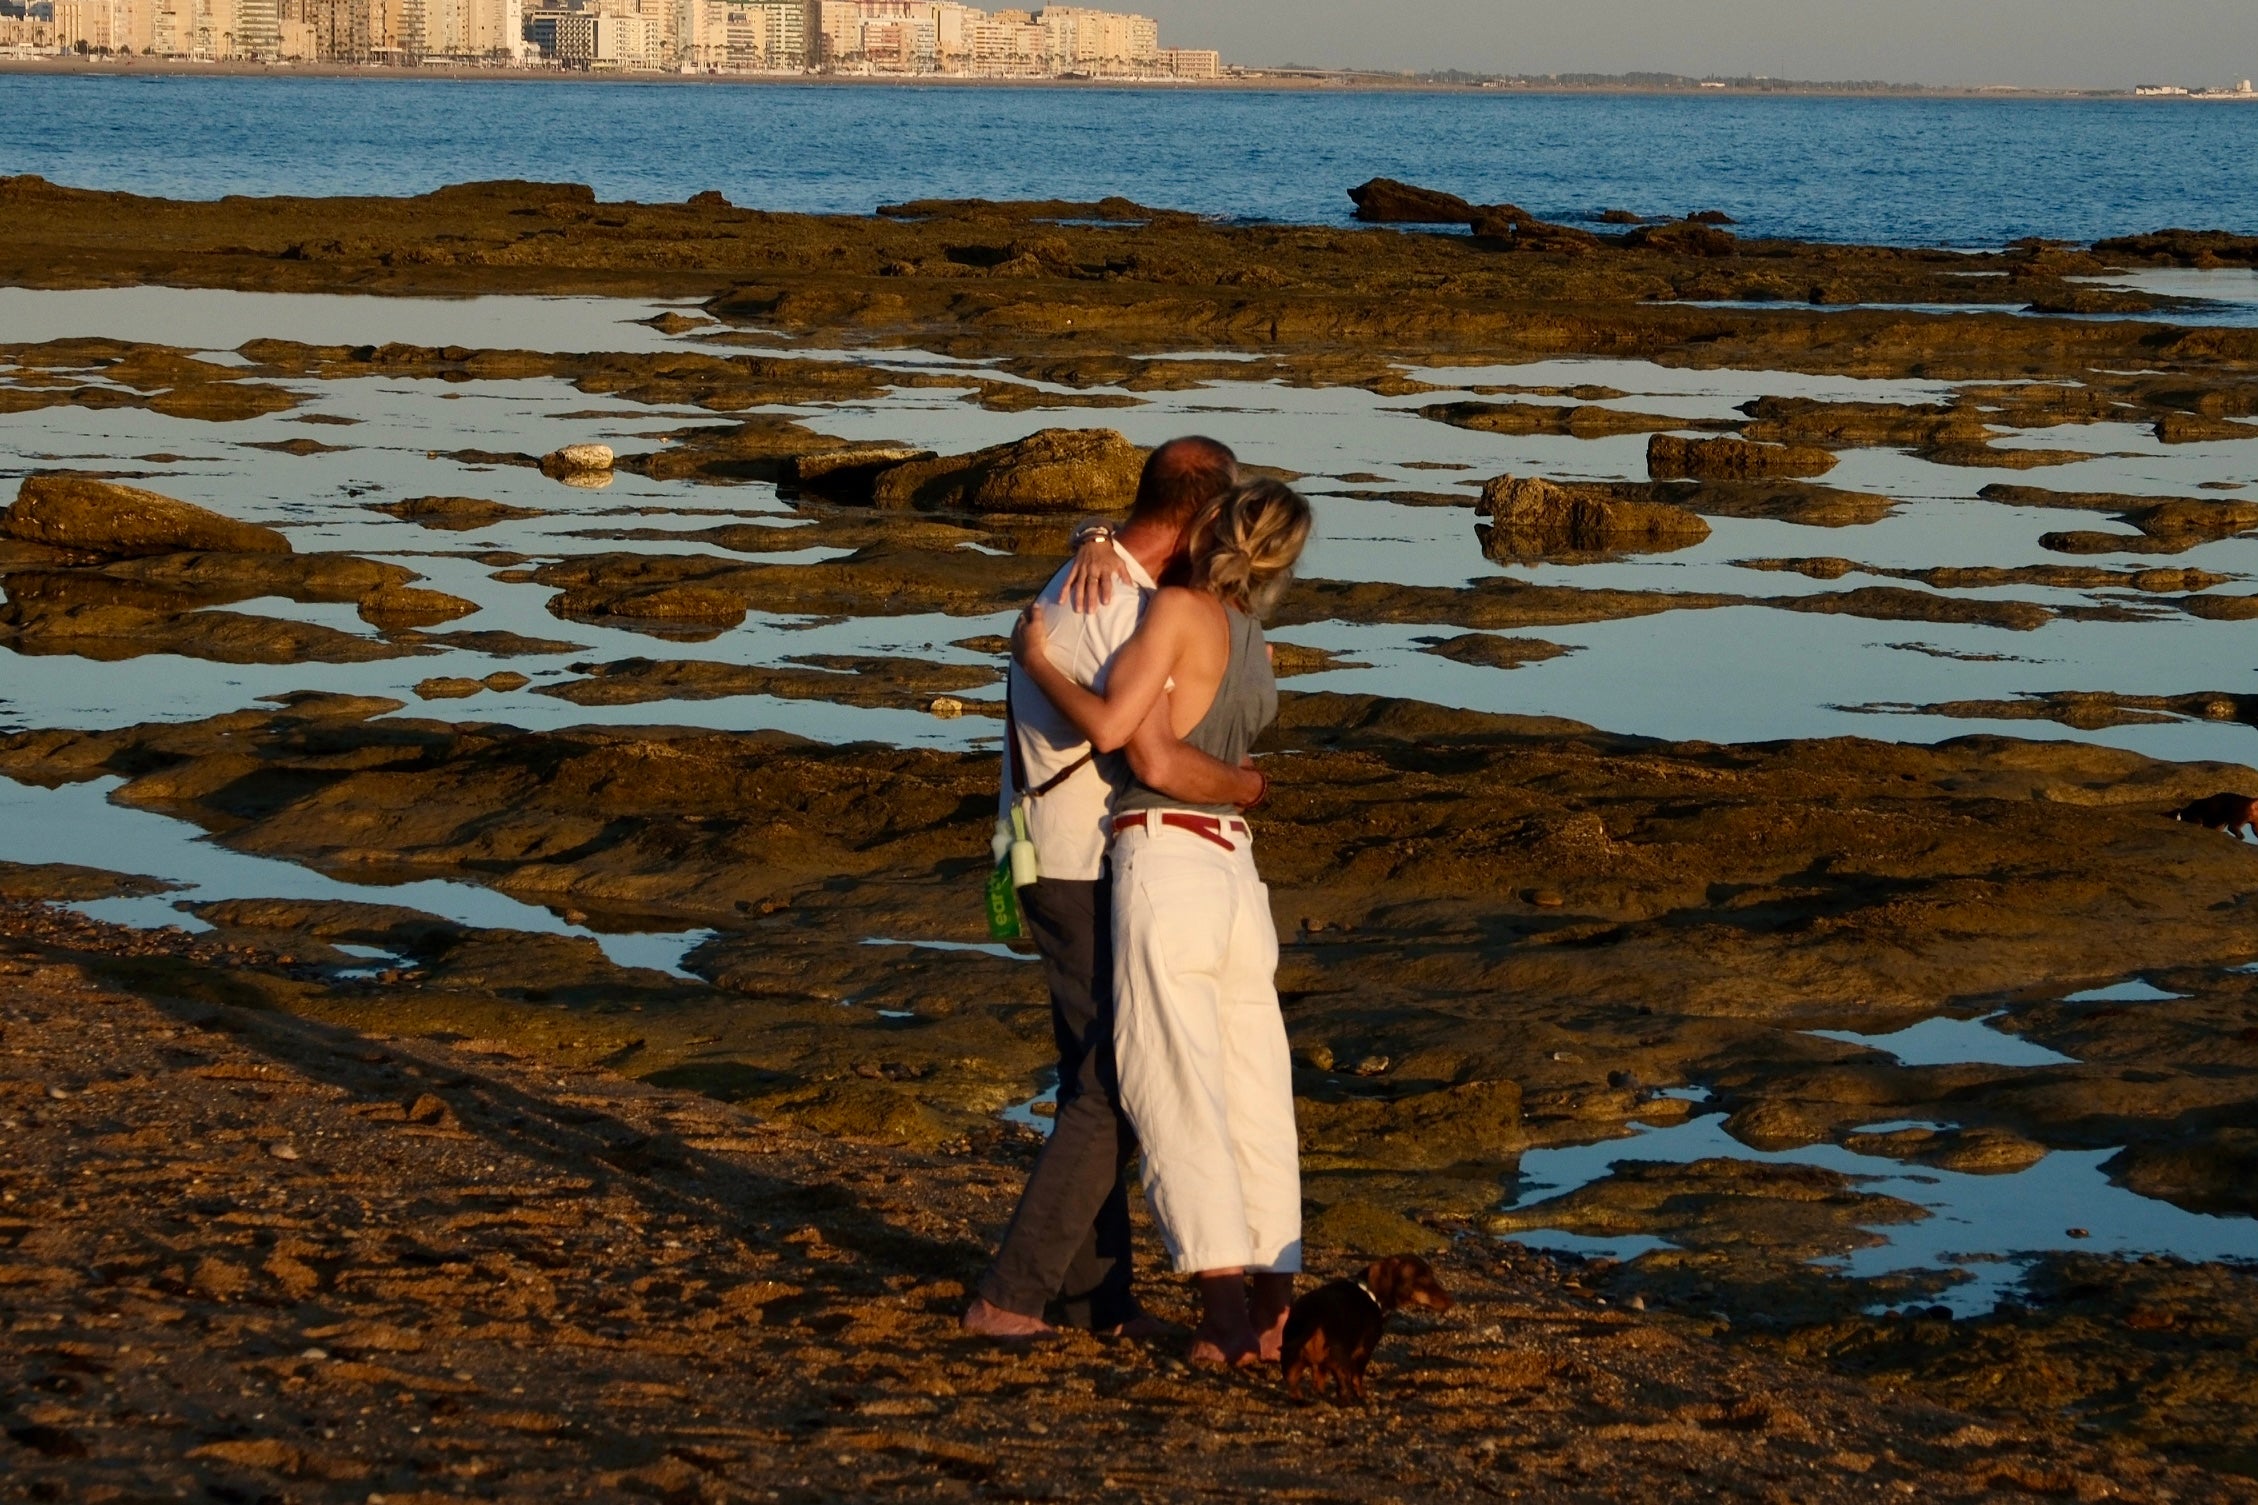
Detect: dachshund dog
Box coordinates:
(1280, 1255, 1453, 1403)
(2171, 793, 2258, 839)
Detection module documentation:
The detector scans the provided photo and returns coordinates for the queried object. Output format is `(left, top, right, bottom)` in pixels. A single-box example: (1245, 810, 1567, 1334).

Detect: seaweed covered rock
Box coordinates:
(3, 474, 291, 558)
(1477, 475, 1710, 562)
(1347, 177, 1475, 224)
(1649, 433, 1838, 481)
(870, 427, 1145, 514)
(1625, 219, 1740, 258)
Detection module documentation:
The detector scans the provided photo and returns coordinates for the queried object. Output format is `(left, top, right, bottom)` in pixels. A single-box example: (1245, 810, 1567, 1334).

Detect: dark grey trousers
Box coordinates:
(976, 875, 1139, 1330)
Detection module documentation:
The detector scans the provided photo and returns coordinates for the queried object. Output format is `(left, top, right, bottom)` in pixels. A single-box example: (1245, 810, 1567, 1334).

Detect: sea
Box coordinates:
(5, 71, 2258, 245)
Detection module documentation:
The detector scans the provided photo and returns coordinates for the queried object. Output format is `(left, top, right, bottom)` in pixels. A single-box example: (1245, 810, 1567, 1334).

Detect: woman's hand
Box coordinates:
(1063, 531, 1133, 613)
(1011, 601, 1051, 667)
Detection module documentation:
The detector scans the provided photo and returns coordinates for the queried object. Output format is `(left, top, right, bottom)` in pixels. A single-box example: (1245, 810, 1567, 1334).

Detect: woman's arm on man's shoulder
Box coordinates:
(1014, 589, 1197, 753)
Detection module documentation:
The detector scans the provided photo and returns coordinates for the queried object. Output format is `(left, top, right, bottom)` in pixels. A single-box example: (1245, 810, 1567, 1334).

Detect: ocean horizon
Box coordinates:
(6, 71, 2256, 245)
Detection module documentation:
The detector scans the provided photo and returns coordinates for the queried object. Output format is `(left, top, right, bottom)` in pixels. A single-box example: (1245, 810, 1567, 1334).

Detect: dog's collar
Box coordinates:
(1353, 1279, 1384, 1312)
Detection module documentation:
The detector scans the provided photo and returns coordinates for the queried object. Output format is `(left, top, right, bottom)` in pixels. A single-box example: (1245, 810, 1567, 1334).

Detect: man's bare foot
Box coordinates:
(961, 1297, 1053, 1341)
(1249, 1272, 1295, 1363)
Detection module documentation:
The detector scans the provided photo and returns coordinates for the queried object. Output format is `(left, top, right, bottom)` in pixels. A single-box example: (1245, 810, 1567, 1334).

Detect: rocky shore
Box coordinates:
(3, 176, 2258, 1494)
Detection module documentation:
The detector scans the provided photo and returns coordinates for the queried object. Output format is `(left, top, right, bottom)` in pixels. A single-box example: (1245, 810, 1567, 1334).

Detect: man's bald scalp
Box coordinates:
(1128, 436, 1238, 530)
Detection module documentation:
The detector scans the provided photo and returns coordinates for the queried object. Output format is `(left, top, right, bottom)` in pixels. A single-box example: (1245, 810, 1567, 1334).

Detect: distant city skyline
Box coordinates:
(1136, 0, 2258, 92)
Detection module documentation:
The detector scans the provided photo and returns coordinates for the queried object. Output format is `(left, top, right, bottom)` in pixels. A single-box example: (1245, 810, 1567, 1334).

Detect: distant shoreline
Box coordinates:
(0, 55, 2233, 99)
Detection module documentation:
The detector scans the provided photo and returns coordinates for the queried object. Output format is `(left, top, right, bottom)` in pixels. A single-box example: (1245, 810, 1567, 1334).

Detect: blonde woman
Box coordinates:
(1013, 478, 1314, 1369)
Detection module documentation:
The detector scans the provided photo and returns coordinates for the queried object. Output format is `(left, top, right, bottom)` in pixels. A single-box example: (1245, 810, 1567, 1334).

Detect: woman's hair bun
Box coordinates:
(1187, 478, 1313, 619)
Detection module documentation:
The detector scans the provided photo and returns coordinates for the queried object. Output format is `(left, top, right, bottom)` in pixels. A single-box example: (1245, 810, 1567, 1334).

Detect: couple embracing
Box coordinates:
(962, 436, 1313, 1369)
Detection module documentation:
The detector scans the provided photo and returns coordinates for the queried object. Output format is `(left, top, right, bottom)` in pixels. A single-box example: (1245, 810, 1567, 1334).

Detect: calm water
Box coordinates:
(5, 73, 2258, 245)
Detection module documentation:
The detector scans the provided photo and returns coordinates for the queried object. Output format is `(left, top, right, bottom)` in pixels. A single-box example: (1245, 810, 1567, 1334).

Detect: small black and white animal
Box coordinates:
(1280, 1254, 1453, 1403)
(2170, 793, 2258, 839)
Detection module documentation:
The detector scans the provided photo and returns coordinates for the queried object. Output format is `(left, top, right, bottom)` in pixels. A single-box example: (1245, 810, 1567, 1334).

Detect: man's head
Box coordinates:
(1125, 436, 1238, 542)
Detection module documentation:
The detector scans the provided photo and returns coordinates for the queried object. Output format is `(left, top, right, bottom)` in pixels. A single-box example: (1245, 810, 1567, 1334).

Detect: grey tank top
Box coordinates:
(1110, 604, 1278, 820)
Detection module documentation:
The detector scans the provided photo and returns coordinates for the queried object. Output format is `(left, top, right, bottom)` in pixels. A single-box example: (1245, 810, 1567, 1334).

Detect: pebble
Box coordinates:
(269, 1142, 302, 1161)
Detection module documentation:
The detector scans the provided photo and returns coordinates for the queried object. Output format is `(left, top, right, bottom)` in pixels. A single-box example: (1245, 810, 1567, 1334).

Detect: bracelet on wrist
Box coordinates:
(1242, 769, 1271, 811)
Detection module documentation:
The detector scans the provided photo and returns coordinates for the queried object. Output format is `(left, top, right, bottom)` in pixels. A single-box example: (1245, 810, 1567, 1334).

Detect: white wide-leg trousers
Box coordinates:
(1110, 814, 1302, 1275)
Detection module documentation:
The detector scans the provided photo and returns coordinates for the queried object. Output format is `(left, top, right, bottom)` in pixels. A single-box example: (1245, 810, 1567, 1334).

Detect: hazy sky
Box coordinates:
(1142, 1, 2258, 90)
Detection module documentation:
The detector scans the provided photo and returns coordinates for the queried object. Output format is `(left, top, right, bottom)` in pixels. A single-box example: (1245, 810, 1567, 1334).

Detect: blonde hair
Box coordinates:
(1185, 478, 1313, 620)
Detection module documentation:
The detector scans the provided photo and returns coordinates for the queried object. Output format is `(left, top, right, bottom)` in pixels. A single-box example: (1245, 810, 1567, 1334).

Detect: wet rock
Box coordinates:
(1304, 1199, 1449, 1256)
(2093, 228, 2258, 266)
(1419, 400, 1703, 439)
(357, 585, 479, 629)
(1298, 1079, 1524, 1170)
(1490, 1158, 1924, 1259)
(370, 495, 547, 531)
(536, 655, 1000, 712)
(1842, 1123, 2048, 1174)
(1347, 178, 1475, 224)
(791, 446, 939, 503)
(2178, 592, 2258, 621)
(1476, 474, 1711, 562)
(1735, 556, 2226, 595)
(869, 428, 1145, 515)
(1663, 480, 1898, 528)
(1415, 633, 1576, 670)
(1739, 395, 1977, 449)
(0, 571, 403, 664)
(540, 443, 615, 480)
(1776, 586, 2052, 631)
(1840, 690, 2256, 733)
(2156, 411, 2258, 444)
(1648, 434, 1837, 481)
(3, 474, 291, 558)
(2107, 1129, 2258, 1216)
(1266, 642, 1369, 678)
(1470, 210, 1605, 254)
(1624, 220, 1740, 258)
(2024, 285, 2163, 316)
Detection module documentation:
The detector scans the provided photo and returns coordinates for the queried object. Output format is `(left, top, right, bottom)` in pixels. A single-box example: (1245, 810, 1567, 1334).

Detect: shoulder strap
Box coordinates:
(1006, 678, 1094, 801)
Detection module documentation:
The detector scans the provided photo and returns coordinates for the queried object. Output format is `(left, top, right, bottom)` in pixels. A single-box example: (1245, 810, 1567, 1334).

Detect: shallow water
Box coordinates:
(0, 774, 713, 977)
(1501, 1112, 2258, 1315)
(1806, 1014, 2078, 1069)
(11, 290, 2250, 762)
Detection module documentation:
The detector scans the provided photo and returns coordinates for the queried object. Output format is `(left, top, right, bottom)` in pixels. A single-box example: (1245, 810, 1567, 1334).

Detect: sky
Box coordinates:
(1141, 1, 2258, 91)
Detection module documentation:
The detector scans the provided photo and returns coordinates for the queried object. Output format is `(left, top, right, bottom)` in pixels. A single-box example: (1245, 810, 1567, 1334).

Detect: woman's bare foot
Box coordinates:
(1188, 1271, 1260, 1369)
(1249, 1272, 1295, 1363)
(960, 1297, 1053, 1341)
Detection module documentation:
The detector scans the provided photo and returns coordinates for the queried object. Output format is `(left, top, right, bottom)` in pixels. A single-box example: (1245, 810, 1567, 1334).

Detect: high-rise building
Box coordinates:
(1035, 5, 1153, 75)
(525, 5, 591, 61)
(969, 5, 1040, 72)
(53, 0, 157, 50)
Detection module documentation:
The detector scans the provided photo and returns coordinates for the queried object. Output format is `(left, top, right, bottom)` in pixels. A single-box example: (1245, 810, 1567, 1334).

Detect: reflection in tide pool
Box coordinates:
(1499, 1113, 2258, 1315)
(1807, 1013, 2078, 1068)
(0, 774, 712, 979)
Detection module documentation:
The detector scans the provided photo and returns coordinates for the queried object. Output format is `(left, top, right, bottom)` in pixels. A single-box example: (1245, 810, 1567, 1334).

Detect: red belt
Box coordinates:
(1111, 811, 1250, 852)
